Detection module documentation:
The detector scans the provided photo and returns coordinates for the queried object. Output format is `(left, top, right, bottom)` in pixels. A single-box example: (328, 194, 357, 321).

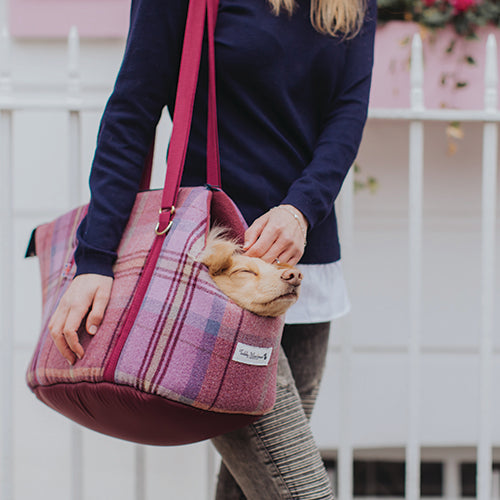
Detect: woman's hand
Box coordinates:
(48, 274, 113, 365)
(243, 204, 308, 266)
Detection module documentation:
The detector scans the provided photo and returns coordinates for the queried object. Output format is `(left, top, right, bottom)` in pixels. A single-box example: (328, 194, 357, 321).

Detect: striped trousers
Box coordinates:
(211, 322, 333, 500)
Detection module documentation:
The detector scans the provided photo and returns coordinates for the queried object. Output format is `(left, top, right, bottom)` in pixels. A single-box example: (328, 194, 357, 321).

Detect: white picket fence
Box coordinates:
(364, 34, 498, 500)
(0, 26, 499, 500)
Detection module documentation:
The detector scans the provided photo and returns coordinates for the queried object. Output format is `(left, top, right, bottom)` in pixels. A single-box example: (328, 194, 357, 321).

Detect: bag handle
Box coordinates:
(206, 0, 221, 188)
(156, 0, 220, 234)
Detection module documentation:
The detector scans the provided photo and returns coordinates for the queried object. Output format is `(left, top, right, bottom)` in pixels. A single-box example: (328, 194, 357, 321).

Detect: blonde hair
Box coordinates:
(268, 0, 366, 38)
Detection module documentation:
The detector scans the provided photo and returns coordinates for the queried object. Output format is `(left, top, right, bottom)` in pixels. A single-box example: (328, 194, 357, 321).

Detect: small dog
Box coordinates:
(199, 228, 302, 317)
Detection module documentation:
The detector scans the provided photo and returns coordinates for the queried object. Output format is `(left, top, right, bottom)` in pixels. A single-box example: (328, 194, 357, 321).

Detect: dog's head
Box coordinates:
(199, 228, 302, 317)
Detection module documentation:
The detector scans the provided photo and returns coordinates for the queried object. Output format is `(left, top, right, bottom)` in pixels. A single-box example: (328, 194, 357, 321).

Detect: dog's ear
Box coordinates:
(200, 236, 237, 276)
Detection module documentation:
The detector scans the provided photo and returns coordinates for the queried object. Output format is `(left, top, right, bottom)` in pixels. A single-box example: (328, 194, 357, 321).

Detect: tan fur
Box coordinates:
(199, 228, 302, 317)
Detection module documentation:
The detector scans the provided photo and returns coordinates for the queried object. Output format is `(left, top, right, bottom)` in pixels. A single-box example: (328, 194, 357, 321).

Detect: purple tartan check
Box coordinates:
(27, 186, 284, 416)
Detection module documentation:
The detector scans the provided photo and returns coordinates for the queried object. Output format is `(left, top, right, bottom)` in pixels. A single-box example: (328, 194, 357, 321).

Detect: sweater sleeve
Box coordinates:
(281, 0, 377, 229)
(74, 0, 188, 277)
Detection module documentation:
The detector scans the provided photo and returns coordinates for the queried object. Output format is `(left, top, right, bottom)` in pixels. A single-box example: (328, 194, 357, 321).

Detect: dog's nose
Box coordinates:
(281, 268, 302, 286)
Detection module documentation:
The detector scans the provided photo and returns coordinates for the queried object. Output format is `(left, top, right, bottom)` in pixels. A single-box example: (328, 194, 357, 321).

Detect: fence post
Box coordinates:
(477, 33, 498, 500)
(0, 25, 14, 500)
(68, 25, 82, 205)
(67, 26, 85, 500)
(135, 445, 146, 500)
(406, 32, 424, 500)
(336, 167, 355, 500)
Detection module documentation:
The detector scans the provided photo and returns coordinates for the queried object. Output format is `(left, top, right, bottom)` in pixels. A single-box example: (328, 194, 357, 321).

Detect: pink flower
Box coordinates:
(448, 0, 476, 13)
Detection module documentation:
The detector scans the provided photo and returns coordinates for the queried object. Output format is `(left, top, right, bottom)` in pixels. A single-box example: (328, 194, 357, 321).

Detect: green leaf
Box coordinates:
(464, 32, 479, 41)
(376, 0, 500, 32)
(367, 178, 379, 194)
(353, 181, 365, 193)
(399, 35, 411, 47)
(453, 13, 477, 37)
(353, 162, 379, 194)
(421, 7, 454, 29)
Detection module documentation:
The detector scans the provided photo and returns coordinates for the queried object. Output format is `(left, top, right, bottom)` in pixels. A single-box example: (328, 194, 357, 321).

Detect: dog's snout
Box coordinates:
(281, 268, 302, 286)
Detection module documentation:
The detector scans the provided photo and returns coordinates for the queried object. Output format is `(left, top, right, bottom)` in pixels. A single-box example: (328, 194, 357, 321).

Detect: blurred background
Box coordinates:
(1, 0, 499, 499)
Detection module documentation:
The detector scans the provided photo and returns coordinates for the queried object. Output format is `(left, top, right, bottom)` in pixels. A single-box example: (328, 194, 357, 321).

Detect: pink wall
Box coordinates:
(371, 21, 500, 110)
(9, 0, 131, 38)
(9, 6, 500, 109)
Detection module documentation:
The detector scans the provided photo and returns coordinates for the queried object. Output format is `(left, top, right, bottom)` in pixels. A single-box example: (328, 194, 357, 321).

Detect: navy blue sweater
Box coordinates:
(75, 0, 377, 277)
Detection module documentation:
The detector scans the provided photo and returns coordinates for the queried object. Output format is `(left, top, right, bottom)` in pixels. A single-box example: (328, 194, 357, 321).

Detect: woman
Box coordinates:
(49, 0, 376, 497)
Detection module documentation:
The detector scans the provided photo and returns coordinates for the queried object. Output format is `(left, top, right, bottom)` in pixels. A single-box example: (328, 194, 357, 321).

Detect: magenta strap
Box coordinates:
(157, 0, 220, 233)
(104, 0, 221, 380)
(206, 0, 221, 188)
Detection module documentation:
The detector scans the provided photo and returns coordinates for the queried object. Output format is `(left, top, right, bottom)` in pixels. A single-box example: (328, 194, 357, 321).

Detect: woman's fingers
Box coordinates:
(276, 247, 302, 267)
(245, 225, 280, 261)
(48, 300, 68, 343)
(52, 334, 77, 365)
(243, 214, 267, 251)
(48, 274, 113, 364)
(244, 205, 308, 264)
(49, 303, 76, 365)
(85, 279, 113, 335)
(258, 231, 294, 263)
(63, 305, 88, 360)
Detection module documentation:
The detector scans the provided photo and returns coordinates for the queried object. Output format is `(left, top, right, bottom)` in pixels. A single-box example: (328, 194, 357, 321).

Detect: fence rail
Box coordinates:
(0, 26, 498, 500)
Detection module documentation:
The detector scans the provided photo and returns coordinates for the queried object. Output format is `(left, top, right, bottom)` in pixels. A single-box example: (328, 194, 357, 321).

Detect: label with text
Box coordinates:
(232, 343, 273, 366)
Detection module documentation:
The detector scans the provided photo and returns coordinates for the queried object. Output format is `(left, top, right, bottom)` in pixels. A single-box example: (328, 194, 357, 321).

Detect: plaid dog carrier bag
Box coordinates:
(25, 0, 284, 446)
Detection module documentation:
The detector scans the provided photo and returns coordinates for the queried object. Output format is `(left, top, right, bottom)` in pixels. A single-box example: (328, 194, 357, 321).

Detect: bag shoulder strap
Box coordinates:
(157, 0, 220, 233)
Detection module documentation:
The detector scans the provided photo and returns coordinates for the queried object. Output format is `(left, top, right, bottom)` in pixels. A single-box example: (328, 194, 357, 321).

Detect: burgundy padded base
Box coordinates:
(35, 382, 259, 446)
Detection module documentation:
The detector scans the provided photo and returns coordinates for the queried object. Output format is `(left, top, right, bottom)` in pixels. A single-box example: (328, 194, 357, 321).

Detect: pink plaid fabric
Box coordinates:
(27, 187, 284, 416)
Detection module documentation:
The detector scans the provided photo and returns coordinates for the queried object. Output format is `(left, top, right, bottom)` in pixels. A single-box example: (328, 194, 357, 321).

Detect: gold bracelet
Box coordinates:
(274, 205, 307, 247)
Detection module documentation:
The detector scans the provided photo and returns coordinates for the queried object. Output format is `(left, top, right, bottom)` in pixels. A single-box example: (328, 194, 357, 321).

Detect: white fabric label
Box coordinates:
(232, 343, 273, 366)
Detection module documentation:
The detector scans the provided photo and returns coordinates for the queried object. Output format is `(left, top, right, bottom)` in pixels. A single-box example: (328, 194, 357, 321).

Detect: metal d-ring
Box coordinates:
(154, 206, 176, 235)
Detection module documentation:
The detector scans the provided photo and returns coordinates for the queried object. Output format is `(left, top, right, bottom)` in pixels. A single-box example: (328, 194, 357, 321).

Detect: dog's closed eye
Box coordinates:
(230, 268, 257, 276)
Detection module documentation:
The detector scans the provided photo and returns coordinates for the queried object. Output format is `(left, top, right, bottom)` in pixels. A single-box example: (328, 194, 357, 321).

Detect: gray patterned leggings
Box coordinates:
(211, 322, 333, 500)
